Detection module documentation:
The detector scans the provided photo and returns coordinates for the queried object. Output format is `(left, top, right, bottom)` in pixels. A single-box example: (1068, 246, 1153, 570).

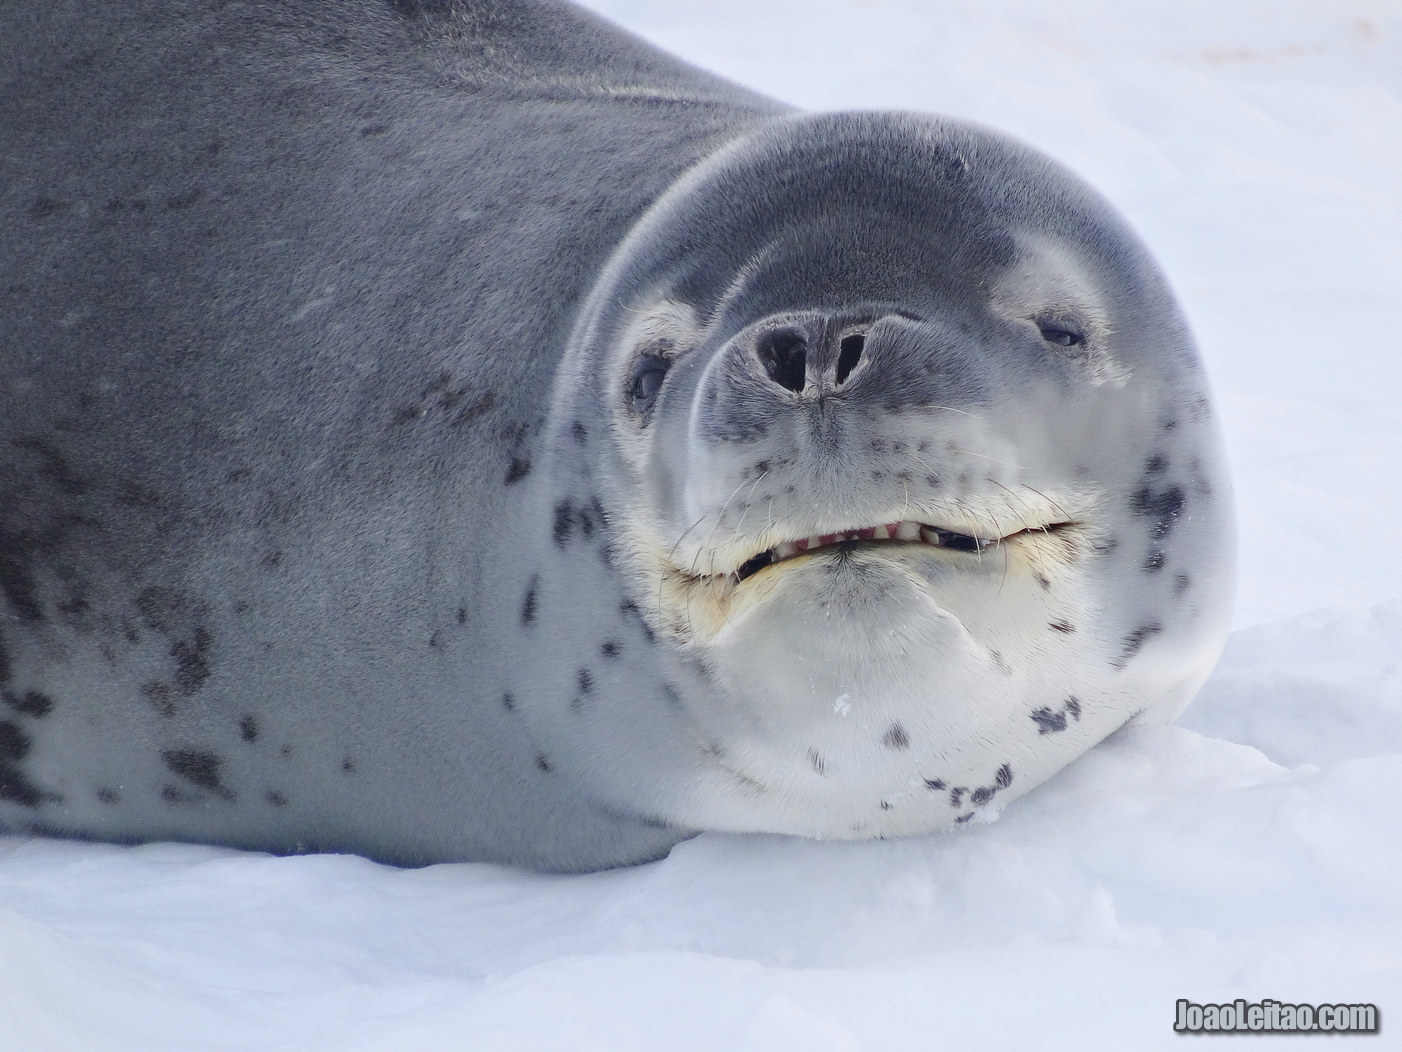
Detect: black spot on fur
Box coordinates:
(501, 692, 516, 712)
(279, 744, 293, 758)
(577, 668, 593, 694)
(955, 812, 975, 824)
(0, 531, 43, 622)
(5, 690, 55, 718)
(239, 716, 259, 743)
(880, 800, 893, 811)
(0, 719, 55, 804)
(1145, 454, 1169, 474)
(0, 720, 30, 762)
(1174, 573, 1191, 595)
(1131, 484, 1186, 540)
(29, 195, 72, 218)
(882, 723, 910, 750)
(171, 627, 212, 695)
(341, 757, 356, 773)
(535, 754, 552, 772)
(949, 787, 966, 807)
(162, 749, 234, 800)
(1117, 622, 1163, 669)
(600, 640, 620, 659)
(1066, 697, 1081, 721)
(456, 607, 468, 624)
(521, 577, 538, 625)
(504, 456, 531, 484)
(96, 788, 119, 805)
(1048, 621, 1075, 634)
(428, 631, 443, 649)
(571, 420, 588, 445)
(266, 790, 288, 806)
(1030, 707, 1067, 734)
(924, 778, 947, 792)
(1035, 573, 1051, 591)
(991, 650, 1012, 676)
(1143, 549, 1166, 572)
(141, 681, 176, 717)
(808, 749, 826, 775)
(620, 599, 655, 643)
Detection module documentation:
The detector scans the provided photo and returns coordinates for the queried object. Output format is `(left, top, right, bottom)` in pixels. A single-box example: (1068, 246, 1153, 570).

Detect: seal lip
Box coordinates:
(686, 517, 1081, 585)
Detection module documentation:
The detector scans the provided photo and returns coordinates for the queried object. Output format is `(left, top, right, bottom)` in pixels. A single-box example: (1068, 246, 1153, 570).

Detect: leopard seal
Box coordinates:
(0, 0, 1233, 870)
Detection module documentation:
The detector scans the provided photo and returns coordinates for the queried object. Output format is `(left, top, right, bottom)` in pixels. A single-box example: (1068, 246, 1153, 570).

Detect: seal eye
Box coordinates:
(629, 353, 672, 415)
(1038, 323, 1085, 348)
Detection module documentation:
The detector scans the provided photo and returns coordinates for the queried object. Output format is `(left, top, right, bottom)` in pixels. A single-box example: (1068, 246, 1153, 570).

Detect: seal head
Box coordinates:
(527, 111, 1234, 838)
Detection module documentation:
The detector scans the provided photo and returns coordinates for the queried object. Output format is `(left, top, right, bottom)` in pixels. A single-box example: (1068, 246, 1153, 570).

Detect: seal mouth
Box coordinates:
(730, 519, 1076, 583)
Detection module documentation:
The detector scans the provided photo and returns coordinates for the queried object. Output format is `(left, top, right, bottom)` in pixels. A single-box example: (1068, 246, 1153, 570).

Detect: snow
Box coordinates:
(3, 1, 1399, 1047)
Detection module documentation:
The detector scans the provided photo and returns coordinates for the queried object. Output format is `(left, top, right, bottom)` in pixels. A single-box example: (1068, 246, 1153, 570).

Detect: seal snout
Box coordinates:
(748, 311, 882, 395)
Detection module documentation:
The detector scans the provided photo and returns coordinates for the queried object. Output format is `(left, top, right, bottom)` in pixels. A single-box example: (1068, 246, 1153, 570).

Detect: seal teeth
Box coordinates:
(895, 521, 920, 541)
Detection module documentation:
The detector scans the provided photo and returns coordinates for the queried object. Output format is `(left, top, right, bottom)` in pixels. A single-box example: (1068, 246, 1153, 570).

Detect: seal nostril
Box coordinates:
(836, 333, 865, 385)
(757, 330, 808, 393)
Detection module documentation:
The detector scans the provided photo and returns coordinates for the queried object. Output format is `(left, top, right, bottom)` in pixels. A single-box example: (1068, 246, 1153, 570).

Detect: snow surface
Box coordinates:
(3, 1, 1400, 1048)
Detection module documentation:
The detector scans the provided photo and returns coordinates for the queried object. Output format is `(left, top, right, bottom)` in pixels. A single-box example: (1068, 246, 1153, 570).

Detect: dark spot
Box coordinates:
(161, 784, 198, 804)
(949, 787, 966, 807)
(360, 122, 390, 136)
(428, 631, 443, 649)
(577, 668, 593, 694)
(991, 650, 1012, 675)
(165, 187, 202, 210)
(0, 720, 30, 761)
(1143, 549, 1166, 572)
(571, 420, 588, 445)
(501, 692, 516, 712)
(808, 749, 826, 775)
(880, 800, 893, 811)
(141, 681, 176, 717)
(5, 690, 55, 718)
(923, 778, 947, 792)
(882, 723, 910, 750)
(1048, 621, 1075, 634)
(266, 790, 288, 806)
(955, 812, 975, 824)
(662, 684, 683, 709)
(600, 640, 620, 659)
(1145, 454, 1169, 474)
(280, 744, 293, 758)
(456, 607, 468, 625)
(1174, 573, 1191, 595)
(0, 531, 44, 621)
(261, 550, 283, 570)
(1030, 707, 1067, 734)
(1131, 484, 1186, 540)
(553, 502, 575, 547)
(995, 764, 1013, 789)
(521, 577, 538, 625)
(341, 757, 356, 773)
(30, 196, 72, 218)
(14, 437, 89, 495)
(1065, 697, 1081, 721)
(96, 788, 119, 805)
(970, 787, 996, 806)
(162, 749, 234, 800)
(504, 456, 531, 484)
(620, 599, 655, 643)
(171, 627, 212, 695)
(535, 754, 552, 772)
(1116, 622, 1163, 669)
(1035, 573, 1051, 591)
(239, 716, 259, 742)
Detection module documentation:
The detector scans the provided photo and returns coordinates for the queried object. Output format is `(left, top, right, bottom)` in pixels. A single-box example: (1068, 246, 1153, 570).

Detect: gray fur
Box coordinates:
(0, 0, 1234, 870)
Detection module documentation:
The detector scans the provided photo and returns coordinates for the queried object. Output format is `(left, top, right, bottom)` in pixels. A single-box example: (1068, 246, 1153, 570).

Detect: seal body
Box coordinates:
(0, 1, 1233, 870)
